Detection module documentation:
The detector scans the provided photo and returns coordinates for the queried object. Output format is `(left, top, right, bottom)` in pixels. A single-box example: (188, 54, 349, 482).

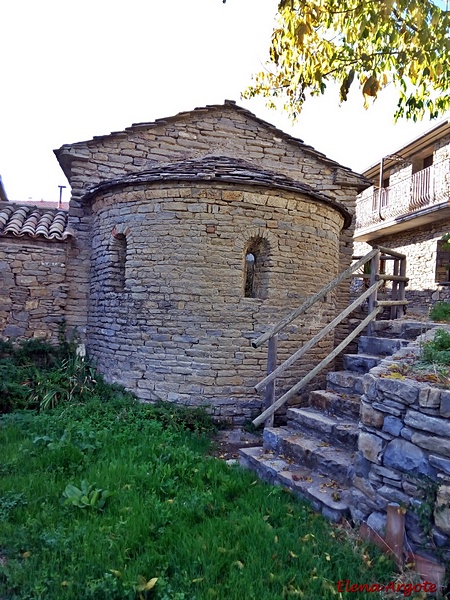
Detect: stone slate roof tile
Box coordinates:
(0, 203, 73, 241)
(84, 155, 352, 228)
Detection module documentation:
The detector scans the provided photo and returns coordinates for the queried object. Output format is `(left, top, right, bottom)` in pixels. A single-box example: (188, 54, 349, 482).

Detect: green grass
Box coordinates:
(0, 340, 397, 599)
(0, 400, 397, 600)
(430, 301, 450, 323)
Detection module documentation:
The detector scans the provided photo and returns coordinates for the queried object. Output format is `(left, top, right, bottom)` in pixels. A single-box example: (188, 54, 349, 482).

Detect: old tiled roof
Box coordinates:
(0, 203, 73, 241)
(84, 155, 352, 228)
(55, 100, 369, 189)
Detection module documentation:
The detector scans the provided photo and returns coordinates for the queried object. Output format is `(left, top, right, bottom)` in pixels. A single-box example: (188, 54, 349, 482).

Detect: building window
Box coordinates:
(436, 236, 450, 283)
(243, 237, 270, 299)
(110, 229, 127, 291)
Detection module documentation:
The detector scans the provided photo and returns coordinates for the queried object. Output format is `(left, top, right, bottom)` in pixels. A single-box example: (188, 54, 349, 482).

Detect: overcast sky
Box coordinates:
(0, 0, 443, 204)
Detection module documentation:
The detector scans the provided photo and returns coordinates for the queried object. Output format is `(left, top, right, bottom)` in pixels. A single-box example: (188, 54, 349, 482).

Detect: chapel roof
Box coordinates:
(55, 100, 369, 190)
(0, 202, 73, 241)
(83, 155, 352, 228)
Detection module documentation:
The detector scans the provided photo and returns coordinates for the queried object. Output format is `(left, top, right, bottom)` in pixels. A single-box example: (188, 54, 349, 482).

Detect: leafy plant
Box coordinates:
(429, 301, 450, 323)
(62, 480, 112, 510)
(242, 0, 450, 122)
(421, 328, 450, 365)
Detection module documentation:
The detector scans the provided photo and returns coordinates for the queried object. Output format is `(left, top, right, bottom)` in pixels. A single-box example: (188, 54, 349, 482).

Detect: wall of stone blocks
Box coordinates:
(0, 237, 69, 340)
(58, 104, 361, 346)
(354, 218, 450, 316)
(85, 181, 345, 423)
(351, 334, 450, 562)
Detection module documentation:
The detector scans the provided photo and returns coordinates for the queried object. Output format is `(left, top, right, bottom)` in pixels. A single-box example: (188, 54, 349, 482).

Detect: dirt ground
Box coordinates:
(208, 427, 263, 461)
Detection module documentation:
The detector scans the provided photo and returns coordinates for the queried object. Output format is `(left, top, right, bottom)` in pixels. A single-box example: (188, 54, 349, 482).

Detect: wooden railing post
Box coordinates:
(390, 258, 399, 320)
(398, 256, 407, 318)
(367, 249, 380, 336)
(264, 333, 278, 427)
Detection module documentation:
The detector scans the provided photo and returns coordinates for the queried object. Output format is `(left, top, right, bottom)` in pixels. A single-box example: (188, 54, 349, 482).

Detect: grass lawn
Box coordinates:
(0, 340, 398, 599)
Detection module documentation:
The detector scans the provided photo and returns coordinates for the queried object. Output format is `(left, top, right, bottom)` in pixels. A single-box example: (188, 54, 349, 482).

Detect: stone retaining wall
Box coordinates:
(351, 330, 450, 561)
(0, 237, 69, 340)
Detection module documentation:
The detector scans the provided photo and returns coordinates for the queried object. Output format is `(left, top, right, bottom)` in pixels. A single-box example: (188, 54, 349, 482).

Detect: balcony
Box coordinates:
(355, 158, 450, 241)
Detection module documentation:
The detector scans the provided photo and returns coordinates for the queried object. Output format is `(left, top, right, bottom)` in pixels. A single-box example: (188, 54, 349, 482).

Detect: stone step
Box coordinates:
(309, 389, 361, 420)
(286, 407, 358, 451)
(326, 370, 365, 395)
(370, 319, 434, 341)
(263, 426, 355, 486)
(343, 353, 382, 374)
(239, 446, 351, 522)
(358, 335, 409, 357)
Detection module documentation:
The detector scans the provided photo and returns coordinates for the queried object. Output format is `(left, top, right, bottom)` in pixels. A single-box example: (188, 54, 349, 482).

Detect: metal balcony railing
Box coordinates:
(356, 158, 450, 231)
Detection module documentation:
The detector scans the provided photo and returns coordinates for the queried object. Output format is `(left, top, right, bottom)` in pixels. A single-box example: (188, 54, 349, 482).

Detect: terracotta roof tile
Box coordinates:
(0, 202, 73, 241)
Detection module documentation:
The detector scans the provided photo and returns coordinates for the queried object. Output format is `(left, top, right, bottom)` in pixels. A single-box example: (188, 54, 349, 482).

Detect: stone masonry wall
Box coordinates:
(354, 218, 450, 316)
(0, 237, 69, 340)
(57, 103, 361, 349)
(86, 181, 344, 423)
(352, 331, 450, 561)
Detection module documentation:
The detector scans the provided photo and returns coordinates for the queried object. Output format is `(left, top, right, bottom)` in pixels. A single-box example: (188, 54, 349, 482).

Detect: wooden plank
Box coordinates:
(254, 280, 382, 392)
(264, 334, 278, 427)
(251, 248, 379, 349)
(391, 259, 399, 320)
(367, 250, 380, 336)
(375, 245, 406, 259)
(376, 300, 408, 307)
(376, 274, 409, 282)
(252, 307, 382, 427)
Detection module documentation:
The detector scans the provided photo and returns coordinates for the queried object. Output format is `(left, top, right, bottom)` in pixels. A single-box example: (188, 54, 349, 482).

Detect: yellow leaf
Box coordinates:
(233, 560, 244, 570)
(22, 551, 31, 558)
(325, 552, 331, 561)
(300, 533, 315, 542)
(289, 550, 298, 558)
(110, 570, 122, 577)
(192, 577, 204, 583)
(136, 576, 158, 592)
(61, 581, 69, 587)
(274, 535, 279, 543)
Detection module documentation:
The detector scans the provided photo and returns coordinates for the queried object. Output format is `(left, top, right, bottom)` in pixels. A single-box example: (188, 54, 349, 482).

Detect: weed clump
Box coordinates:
(429, 300, 450, 322)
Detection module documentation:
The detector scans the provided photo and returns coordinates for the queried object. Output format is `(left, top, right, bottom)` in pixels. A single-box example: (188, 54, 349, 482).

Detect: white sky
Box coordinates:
(0, 0, 443, 204)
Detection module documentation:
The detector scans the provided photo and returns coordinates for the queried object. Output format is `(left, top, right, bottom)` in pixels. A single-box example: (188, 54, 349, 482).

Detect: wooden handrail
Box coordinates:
(252, 307, 382, 427)
(251, 247, 379, 349)
(254, 280, 382, 393)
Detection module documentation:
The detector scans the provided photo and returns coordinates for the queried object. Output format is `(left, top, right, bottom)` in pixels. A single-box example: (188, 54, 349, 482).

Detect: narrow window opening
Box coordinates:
(243, 237, 270, 299)
(436, 236, 450, 283)
(245, 253, 256, 297)
(110, 232, 127, 291)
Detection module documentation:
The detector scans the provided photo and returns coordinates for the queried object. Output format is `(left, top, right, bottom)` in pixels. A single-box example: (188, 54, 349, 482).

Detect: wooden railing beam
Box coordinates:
(254, 280, 382, 392)
(251, 248, 379, 349)
(252, 307, 382, 427)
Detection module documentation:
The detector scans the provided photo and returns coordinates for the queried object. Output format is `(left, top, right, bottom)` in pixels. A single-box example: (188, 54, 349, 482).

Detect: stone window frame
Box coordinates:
(110, 225, 130, 292)
(243, 236, 271, 299)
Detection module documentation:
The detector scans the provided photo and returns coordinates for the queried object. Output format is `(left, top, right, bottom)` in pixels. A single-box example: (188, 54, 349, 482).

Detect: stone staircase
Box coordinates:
(239, 319, 431, 522)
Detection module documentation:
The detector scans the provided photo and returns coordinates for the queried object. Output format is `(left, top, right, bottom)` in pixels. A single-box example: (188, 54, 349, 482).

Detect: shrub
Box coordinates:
(429, 301, 450, 322)
(421, 328, 450, 365)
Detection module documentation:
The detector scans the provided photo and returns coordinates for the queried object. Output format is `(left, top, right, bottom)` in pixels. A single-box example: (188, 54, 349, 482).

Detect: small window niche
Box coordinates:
(244, 237, 270, 299)
(110, 228, 128, 292)
(436, 234, 450, 283)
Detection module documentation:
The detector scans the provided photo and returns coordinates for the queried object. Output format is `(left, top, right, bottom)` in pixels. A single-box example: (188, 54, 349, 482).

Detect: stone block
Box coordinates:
(429, 455, 450, 476)
(384, 438, 433, 477)
(383, 416, 403, 436)
(440, 390, 450, 418)
(435, 485, 450, 535)
(377, 377, 419, 405)
(360, 402, 384, 428)
(405, 410, 450, 437)
(358, 432, 384, 463)
(411, 432, 450, 458)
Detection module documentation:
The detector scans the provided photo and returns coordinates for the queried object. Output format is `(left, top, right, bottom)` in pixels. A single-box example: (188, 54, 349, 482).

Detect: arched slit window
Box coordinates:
(110, 230, 127, 291)
(244, 237, 270, 299)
